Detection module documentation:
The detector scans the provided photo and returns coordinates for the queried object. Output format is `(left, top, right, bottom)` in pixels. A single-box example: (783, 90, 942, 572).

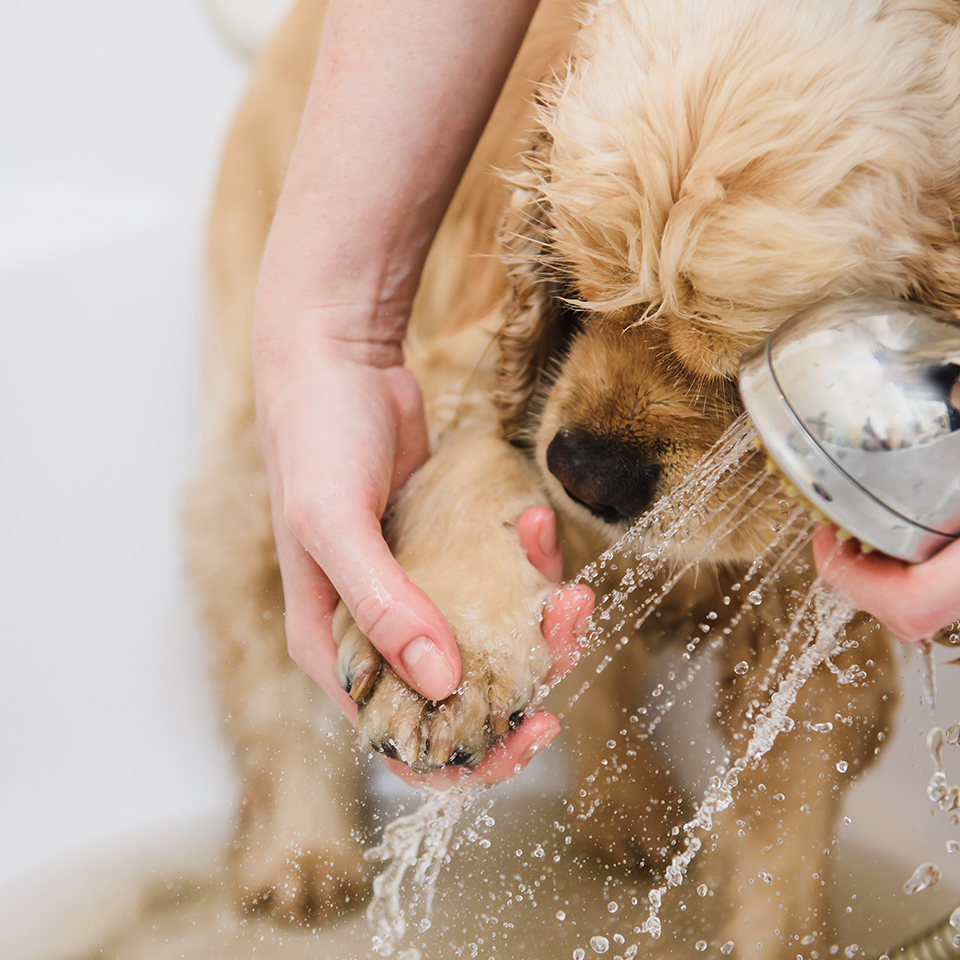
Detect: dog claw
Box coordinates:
(489, 698, 513, 737)
(333, 605, 383, 703)
(372, 738, 401, 762)
(347, 664, 380, 703)
(448, 748, 477, 767)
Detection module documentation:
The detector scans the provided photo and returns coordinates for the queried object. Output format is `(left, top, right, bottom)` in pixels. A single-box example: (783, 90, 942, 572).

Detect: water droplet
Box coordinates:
(590, 936, 610, 954)
(606, 740, 617, 749)
(747, 589, 763, 605)
(533, 844, 545, 858)
(573, 950, 586, 960)
(836, 761, 848, 773)
(557, 910, 567, 921)
(950, 906, 960, 930)
(759, 871, 773, 885)
(695, 941, 708, 952)
(720, 942, 735, 956)
(607, 901, 619, 913)
(734, 661, 749, 676)
(642, 916, 662, 939)
(948, 840, 960, 854)
(844, 945, 860, 959)
(417, 918, 432, 933)
(697, 884, 709, 897)
(903, 862, 941, 894)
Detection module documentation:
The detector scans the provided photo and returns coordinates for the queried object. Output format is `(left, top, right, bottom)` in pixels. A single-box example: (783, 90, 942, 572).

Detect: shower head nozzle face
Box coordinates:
(738, 296, 960, 563)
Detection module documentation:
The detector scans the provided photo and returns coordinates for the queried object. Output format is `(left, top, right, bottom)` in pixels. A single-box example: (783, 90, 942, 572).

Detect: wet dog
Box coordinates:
(185, 0, 960, 950)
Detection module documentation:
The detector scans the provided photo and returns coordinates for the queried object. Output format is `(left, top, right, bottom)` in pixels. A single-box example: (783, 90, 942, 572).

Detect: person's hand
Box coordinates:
(254, 322, 594, 785)
(812, 525, 960, 643)
(255, 323, 463, 720)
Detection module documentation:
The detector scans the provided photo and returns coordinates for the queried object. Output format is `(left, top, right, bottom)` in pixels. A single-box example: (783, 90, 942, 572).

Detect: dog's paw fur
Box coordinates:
(231, 729, 368, 924)
(333, 599, 550, 773)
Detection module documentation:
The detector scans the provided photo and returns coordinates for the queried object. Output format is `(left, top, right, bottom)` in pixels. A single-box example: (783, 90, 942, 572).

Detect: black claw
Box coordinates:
(373, 739, 401, 762)
(508, 710, 525, 730)
(336, 664, 353, 694)
(448, 748, 476, 767)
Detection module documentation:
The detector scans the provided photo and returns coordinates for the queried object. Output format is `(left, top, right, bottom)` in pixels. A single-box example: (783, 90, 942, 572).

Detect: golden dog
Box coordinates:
(184, 0, 960, 951)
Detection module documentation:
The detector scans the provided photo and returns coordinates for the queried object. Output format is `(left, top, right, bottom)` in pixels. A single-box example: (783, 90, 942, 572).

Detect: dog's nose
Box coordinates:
(546, 431, 661, 523)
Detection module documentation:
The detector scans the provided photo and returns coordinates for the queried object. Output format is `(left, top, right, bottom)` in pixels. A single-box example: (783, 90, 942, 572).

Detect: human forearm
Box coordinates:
(256, 0, 540, 355)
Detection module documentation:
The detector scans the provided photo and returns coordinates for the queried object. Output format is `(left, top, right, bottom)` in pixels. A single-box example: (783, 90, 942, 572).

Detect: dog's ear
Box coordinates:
(494, 128, 582, 445)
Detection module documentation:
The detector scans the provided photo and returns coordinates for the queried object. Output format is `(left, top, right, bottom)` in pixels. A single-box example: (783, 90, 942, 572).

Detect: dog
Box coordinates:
(184, 0, 960, 952)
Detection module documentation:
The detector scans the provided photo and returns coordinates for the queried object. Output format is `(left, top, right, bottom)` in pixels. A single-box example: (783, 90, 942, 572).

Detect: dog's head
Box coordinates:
(494, 0, 960, 563)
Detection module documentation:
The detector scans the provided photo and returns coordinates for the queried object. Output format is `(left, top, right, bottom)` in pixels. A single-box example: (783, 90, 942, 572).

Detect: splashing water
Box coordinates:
(640, 580, 855, 937)
(927, 722, 960, 829)
(363, 413, 866, 952)
(903, 862, 942, 895)
(365, 786, 483, 955)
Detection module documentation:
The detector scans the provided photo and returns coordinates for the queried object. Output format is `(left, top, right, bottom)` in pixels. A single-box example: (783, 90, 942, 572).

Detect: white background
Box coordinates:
(0, 0, 255, 891)
(1, 0, 959, 936)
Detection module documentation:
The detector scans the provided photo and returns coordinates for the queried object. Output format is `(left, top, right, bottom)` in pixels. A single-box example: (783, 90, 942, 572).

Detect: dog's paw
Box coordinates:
(234, 817, 367, 925)
(333, 600, 550, 774)
(232, 730, 368, 925)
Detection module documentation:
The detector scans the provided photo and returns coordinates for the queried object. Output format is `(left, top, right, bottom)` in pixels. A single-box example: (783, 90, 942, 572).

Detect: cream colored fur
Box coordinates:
(183, 0, 960, 952)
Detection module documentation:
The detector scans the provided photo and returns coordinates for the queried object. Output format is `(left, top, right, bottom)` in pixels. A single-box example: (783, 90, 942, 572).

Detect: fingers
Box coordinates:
(813, 525, 960, 643)
(270, 504, 359, 720)
(515, 505, 564, 582)
(541, 584, 596, 683)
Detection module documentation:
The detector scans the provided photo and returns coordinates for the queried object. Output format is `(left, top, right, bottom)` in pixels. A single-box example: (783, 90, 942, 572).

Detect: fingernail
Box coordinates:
(538, 514, 558, 557)
(400, 636, 457, 700)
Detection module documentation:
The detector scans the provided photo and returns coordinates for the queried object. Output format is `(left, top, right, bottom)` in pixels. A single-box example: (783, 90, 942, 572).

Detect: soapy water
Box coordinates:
(361, 414, 947, 956)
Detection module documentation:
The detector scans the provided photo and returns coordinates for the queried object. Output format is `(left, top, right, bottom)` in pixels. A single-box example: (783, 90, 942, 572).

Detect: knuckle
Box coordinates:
(281, 494, 316, 545)
(351, 592, 390, 645)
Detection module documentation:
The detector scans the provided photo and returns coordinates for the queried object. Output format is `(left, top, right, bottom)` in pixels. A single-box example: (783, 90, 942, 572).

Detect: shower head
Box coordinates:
(738, 295, 960, 562)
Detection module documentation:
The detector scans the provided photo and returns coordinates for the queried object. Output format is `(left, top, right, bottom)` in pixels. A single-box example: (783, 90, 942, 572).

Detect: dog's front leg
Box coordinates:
(701, 602, 896, 959)
(334, 425, 556, 773)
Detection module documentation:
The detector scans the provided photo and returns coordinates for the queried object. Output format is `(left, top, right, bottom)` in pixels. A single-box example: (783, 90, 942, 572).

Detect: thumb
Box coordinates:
(315, 506, 462, 701)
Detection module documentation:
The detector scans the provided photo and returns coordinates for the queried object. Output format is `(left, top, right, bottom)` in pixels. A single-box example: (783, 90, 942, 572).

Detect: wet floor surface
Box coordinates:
(5, 795, 959, 960)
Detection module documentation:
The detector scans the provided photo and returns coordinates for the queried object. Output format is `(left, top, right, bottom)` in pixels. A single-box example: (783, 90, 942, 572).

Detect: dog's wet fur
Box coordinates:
(184, 0, 960, 948)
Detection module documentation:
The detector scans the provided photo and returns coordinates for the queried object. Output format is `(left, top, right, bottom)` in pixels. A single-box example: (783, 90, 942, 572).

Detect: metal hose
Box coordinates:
(883, 911, 960, 959)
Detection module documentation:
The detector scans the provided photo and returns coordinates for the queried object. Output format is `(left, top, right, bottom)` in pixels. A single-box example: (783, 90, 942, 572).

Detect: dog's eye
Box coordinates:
(554, 301, 584, 354)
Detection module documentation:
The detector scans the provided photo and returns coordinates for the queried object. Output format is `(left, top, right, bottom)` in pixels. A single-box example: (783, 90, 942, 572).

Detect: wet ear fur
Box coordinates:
(493, 127, 574, 444)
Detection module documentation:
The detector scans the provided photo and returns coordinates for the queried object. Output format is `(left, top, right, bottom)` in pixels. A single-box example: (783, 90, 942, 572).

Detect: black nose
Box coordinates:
(546, 431, 661, 523)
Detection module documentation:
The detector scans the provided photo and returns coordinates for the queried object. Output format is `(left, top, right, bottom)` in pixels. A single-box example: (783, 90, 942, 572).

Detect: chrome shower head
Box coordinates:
(738, 295, 960, 562)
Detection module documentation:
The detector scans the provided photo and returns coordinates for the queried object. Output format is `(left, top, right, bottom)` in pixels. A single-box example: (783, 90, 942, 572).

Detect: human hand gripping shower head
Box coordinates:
(738, 295, 960, 563)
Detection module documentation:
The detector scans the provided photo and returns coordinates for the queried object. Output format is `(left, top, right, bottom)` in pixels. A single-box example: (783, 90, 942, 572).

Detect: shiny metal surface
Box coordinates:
(739, 296, 960, 562)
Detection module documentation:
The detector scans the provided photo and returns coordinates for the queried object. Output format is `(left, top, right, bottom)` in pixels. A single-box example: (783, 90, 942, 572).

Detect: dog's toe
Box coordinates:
(356, 667, 430, 768)
(355, 656, 539, 773)
(333, 603, 383, 702)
